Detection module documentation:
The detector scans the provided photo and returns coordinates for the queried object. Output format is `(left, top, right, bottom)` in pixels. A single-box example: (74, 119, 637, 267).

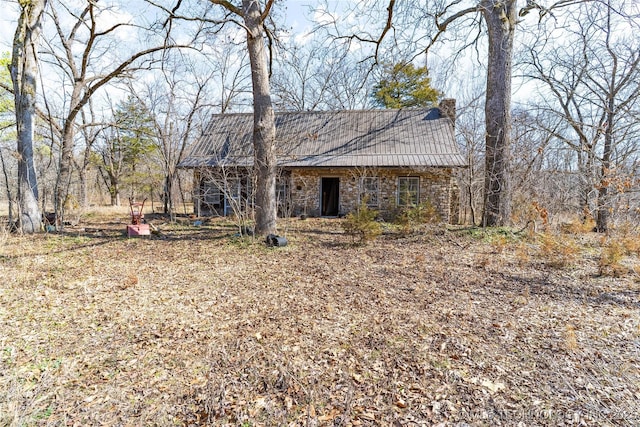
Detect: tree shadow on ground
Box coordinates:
(485, 269, 640, 310)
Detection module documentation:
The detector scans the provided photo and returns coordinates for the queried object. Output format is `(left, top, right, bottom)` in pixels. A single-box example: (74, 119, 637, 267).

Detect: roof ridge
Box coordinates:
(211, 108, 440, 117)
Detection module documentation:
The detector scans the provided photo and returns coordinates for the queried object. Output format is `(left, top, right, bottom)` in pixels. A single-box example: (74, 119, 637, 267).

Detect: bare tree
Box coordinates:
(41, 0, 188, 228)
(272, 41, 333, 111)
(325, 0, 594, 226)
(208, 40, 253, 114)
(425, 0, 588, 226)
(1, 54, 17, 226)
(75, 101, 106, 209)
(272, 39, 372, 111)
(523, 0, 640, 231)
(198, 165, 257, 236)
(508, 108, 574, 226)
(477, 0, 518, 227)
(125, 52, 222, 219)
(0, 138, 16, 228)
(94, 95, 158, 207)
(96, 123, 125, 207)
(456, 91, 485, 226)
(10, 0, 48, 233)
(203, 0, 278, 236)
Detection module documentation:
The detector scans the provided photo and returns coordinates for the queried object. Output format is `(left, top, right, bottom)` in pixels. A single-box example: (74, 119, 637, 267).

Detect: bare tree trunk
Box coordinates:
(164, 173, 176, 219)
(78, 167, 88, 208)
(46, 1, 185, 227)
(481, 0, 515, 227)
(11, 0, 47, 233)
(0, 148, 15, 226)
(56, 89, 81, 228)
(577, 144, 591, 215)
(110, 188, 121, 207)
(596, 91, 616, 233)
(242, 0, 277, 236)
(595, 3, 619, 233)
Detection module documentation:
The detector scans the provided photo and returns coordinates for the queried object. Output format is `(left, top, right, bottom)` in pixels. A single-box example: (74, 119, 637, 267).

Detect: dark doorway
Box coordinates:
(321, 177, 339, 216)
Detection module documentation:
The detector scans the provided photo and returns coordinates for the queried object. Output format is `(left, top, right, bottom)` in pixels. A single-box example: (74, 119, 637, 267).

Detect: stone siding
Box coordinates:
(289, 167, 457, 222)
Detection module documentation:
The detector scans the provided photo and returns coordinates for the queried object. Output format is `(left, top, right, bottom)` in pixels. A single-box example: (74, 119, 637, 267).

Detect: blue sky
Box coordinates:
(0, 1, 323, 53)
(280, 0, 315, 31)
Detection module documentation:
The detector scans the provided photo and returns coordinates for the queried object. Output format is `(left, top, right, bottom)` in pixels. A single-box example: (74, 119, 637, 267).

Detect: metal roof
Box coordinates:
(179, 108, 467, 169)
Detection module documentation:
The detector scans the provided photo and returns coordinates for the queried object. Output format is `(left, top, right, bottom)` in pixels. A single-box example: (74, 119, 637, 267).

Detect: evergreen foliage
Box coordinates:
(342, 199, 382, 245)
(372, 62, 441, 109)
(95, 96, 158, 204)
(113, 96, 157, 166)
(396, 200, 441, 234)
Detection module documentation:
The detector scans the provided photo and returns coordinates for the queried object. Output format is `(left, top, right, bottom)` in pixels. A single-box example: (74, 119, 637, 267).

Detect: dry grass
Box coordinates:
(1, 217, 639, 426)
(537, 232, 581, 268)
(599, 239, 628, 278)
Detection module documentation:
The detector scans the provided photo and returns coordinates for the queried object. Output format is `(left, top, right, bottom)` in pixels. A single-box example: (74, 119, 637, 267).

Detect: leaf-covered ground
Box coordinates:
(1, 217, 639, 426)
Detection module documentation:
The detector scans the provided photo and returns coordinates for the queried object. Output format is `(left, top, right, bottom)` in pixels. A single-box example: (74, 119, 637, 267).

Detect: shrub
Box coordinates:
(511, 198, 549, 233)
(342, 201, 382, 245)
(560, 214, 596, 234)
(538, 233, 580, 268)
(395, 200, 440, 234)
(621, 236, 640, 256)
(599, 239, 627, 277)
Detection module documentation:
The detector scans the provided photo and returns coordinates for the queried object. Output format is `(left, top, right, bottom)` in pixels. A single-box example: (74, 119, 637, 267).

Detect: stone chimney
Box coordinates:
(438, 98, 456, 128)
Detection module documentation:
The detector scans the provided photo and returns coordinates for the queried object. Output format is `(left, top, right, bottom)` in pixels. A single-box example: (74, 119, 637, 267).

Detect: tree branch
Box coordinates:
(260, 0, 275, 23)
(374, 0, 396, 61)
(209, 0, 243, 17)
(436, 6, 480, 32)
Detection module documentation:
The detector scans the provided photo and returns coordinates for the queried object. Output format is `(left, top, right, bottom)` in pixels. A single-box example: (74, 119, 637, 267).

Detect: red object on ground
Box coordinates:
(129, 198, 146, 225)
(127, 224, 150, 237)
(127, 198, 150, 237)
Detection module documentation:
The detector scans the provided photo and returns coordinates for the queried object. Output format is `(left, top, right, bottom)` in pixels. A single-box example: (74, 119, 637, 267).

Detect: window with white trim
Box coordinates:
(398, 177, 420, 206)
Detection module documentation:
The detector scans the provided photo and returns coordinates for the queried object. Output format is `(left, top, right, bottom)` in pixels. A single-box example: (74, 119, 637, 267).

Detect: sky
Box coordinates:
(0, 0, 556, 106)
(0, 0, 338, 117)
(0, 1, 322, 55)
(0, 1, 19, 53)
(280, 0, 315, 32)
(0, 0, 328, 51)
(0, 2, 135, 52)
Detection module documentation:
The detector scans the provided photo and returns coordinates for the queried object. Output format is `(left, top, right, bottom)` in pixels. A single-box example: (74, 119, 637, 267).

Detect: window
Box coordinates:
(398, 177, 420, 206)
(227, 178, 242, 201)
(202, 179, 222, 206)
(276, 175, 291, 216)
(227, 176, 254, 210)
(203, 186, 222, 205)
(360, 177, 379, 207)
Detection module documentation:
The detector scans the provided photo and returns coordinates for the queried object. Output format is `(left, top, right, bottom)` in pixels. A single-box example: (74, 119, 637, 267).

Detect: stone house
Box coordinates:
(179, 100, 466, 223)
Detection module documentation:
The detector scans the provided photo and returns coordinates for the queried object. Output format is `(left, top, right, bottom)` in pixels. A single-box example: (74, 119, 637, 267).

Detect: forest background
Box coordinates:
(1, 2, 640, 425)
(0, 0, 639, 233)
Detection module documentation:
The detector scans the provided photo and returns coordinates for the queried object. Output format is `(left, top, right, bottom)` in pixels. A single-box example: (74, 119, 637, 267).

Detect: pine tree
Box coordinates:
(372, 62, 441, 109)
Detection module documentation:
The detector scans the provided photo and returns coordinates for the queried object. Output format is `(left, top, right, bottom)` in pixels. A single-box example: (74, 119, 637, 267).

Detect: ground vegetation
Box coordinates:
(1, 214, 638, 426)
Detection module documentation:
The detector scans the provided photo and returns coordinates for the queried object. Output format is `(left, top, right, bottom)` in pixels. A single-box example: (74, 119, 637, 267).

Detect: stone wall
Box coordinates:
(289, 167, 458, 222)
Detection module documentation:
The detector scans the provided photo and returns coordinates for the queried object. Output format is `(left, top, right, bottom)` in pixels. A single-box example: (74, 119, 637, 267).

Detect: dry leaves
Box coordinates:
(0, 217, 639, 426)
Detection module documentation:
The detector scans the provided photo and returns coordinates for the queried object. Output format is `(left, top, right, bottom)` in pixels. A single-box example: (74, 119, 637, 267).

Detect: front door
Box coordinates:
(321, 177, 339, 216)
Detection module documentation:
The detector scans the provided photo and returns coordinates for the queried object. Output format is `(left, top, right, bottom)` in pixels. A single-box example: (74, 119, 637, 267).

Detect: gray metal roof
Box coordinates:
(179, 108, 467, 169)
